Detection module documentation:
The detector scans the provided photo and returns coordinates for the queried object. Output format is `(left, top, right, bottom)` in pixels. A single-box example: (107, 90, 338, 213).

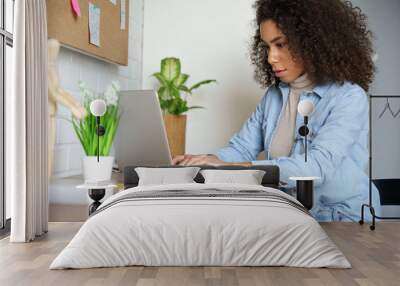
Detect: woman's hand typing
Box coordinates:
(172, 154, 225, 166)
(172, 154, 252, 167)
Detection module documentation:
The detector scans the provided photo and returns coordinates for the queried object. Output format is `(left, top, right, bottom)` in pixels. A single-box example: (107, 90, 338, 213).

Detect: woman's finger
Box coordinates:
(172, 155, 185, 165)
(187, 156, 215, 166)
(173, 154, 195, 165)
(179, 155, 201, 166)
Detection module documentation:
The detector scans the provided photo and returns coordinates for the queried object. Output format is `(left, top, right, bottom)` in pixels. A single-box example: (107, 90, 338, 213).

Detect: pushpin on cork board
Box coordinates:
(71, 0, 81, 17)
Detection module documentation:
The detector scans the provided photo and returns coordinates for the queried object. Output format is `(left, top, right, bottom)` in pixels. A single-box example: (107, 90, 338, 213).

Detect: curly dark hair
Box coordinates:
(250, 0, 375, 91)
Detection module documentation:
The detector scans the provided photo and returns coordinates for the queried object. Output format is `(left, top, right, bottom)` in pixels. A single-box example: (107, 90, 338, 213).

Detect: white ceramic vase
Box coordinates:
(83, 156, 114, 183)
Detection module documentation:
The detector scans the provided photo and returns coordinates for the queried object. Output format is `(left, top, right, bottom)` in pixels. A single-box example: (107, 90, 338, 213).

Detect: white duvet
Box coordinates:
(50, 183, 351, 269)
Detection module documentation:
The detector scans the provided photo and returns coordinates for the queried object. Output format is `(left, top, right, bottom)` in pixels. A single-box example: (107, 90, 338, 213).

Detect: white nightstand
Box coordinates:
(289, 176, 320, 210)
(77, 182, 117, 215)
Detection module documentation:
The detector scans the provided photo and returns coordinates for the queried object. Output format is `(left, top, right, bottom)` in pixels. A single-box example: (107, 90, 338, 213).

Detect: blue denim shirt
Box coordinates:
(216, 80, 381, 222)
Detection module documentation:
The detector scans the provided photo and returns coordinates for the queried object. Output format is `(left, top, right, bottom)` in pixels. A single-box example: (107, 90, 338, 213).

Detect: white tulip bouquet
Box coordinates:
(72, 80, 121, 156)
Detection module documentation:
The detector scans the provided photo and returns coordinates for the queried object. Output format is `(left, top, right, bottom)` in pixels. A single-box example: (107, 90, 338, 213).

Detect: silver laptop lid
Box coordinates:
(114, 90, 172, 170)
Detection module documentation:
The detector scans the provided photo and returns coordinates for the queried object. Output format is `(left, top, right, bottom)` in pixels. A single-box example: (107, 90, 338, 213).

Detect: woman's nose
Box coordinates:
(268, 48, 279, 64)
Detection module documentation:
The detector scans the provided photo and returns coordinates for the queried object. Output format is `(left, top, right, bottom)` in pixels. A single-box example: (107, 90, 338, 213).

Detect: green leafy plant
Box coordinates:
(152, 57, 217, 115)
(72, 81, 120, 156)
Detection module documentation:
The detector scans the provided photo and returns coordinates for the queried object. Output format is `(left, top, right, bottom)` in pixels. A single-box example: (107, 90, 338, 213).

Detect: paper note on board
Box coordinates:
(120, 0, 126, 30)
(110, 0, 117, 5)
(89, 3, 101, 47)
(71, 0, 81, 17)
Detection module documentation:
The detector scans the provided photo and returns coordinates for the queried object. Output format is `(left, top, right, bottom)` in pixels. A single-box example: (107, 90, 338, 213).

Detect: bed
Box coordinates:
(50, 165, 350, 269)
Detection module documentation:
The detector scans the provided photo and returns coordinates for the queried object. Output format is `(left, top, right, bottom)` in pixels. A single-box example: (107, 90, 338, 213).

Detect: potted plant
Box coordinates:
(152, 57, 217, 156)
(72, 80, 120, 183)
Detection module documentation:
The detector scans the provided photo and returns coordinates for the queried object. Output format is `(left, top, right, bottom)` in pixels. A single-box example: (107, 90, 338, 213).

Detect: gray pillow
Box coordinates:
(200, 169, 266, 185)
(135, 167, 201, 186)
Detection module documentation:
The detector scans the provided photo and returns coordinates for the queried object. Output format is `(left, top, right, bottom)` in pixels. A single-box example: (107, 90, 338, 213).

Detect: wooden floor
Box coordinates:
(0, 222, 399, 286)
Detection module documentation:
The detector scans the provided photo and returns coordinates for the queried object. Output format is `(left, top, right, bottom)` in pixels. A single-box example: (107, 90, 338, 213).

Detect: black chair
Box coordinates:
(373, 178, 400, 205)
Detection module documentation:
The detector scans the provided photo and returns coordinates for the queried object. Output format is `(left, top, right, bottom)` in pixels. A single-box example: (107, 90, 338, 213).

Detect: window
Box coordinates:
(5, 0, 13, 34)
(0, 0, 14, 233)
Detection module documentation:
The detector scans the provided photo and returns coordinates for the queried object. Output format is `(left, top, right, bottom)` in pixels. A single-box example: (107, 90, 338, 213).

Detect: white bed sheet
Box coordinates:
(50, 183, 350, 269)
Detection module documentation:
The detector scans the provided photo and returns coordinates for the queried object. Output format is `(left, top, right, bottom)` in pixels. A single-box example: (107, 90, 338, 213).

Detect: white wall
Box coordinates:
(142, 0, 265, 155)
(351, 0, 400, 178)
(53, 0, 144, 178)
(351, 0, 400, 217)
(351, 0, 400, 96)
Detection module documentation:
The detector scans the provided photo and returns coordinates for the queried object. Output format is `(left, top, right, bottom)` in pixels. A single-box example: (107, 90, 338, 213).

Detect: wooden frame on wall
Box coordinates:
(47, 0, 129, 65)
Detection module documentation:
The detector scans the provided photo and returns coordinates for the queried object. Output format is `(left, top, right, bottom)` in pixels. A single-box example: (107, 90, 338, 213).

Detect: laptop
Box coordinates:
(114, 90, 172, 171)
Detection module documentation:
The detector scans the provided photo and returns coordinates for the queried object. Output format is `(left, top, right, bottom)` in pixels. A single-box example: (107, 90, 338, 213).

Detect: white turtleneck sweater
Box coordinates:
(269, 73, 314, 159)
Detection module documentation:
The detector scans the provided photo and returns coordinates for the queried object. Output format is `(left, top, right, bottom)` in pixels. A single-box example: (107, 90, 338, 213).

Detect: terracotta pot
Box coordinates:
(163, 114, 186, 158)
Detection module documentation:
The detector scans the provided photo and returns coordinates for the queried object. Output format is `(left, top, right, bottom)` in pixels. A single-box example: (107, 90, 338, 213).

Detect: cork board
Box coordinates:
(47, 0, 129, 65)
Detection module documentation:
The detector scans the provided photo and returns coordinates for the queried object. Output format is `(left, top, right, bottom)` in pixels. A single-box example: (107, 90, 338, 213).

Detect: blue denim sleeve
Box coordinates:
(252, 86, 368, 188)
(216, 95, 267, 162)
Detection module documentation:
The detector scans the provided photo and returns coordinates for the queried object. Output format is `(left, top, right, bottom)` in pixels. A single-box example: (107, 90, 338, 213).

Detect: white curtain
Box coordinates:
(9, 0, 48, 242)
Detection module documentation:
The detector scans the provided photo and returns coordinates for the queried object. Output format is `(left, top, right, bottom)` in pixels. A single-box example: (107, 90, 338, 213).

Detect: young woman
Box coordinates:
(173, 0, 380, 221)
